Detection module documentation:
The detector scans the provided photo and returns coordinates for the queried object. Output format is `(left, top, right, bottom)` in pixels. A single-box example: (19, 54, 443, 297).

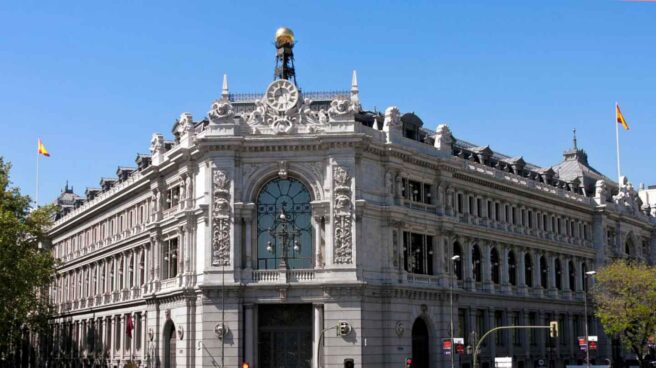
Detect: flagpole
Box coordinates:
(615, 103, 622, 182)
(36, 144, 40, 208)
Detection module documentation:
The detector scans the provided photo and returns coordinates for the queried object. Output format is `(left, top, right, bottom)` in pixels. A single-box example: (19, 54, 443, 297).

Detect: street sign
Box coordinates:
(442, 339, 452, 355)
(495, 357, 512, 368)
(578, 336, 597, 351)
(454, 338, 465, 354)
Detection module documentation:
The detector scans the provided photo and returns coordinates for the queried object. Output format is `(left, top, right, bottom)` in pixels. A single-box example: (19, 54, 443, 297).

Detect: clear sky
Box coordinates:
(1, 0, 654, 205)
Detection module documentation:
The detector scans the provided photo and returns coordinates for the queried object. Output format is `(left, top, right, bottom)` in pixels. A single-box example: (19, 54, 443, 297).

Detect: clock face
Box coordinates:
(265, 80, 299, 112)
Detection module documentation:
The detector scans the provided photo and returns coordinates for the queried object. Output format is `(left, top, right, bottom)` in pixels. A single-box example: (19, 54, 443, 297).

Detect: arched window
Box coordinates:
(540, 256, 548, 289)
(525, 253, 533, 287)
(568, 260, 576, 291)
(491, 248, 500, 284)
(257, 178, 313, 269)
(472, 245, 482, 282)
(508, 251, 517, 286)
(555, 259, 562, 290)
(625, 239, 635, 258)
(453, 242, 463, 280)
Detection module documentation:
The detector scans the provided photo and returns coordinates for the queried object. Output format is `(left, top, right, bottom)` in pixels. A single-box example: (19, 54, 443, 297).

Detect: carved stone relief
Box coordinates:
(208, 99, 235, 125)
(333, 166, 353, 264)
(212, 169, 231, 266)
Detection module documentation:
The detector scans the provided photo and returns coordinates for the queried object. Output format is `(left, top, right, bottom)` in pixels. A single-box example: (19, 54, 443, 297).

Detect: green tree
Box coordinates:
(0, 157, 56, 363)
(592, 259, 656, 368)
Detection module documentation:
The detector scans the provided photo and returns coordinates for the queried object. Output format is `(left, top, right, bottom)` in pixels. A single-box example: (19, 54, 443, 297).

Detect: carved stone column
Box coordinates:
(562, 257, 571, 299)
(177, 226, 185, 283)
(332, 165, 354, 265)
(547, 254, 557, 297)
(463, 238, 474, 290)
(482, 242, 492, 291)
(501, 246, 511, 294)
(211, 169, 232, 268)
(313, 304, 324, 368)
(533, 252, 542, 297)
(517, 249, 527, 295)
(243, 203, 256, 270)
(435, 234, 447, 287)
(244, 304, 255, 366)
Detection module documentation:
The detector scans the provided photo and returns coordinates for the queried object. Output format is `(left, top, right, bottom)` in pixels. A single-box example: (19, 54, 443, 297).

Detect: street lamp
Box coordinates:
(584, 270, 597, 368)
(266, 208, 301, 269)
(450, 254, 461, 368)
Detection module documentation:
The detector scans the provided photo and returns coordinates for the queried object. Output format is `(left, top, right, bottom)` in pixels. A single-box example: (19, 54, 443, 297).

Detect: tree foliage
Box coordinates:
(0, 157, 56, 360)
(592, 259, 656, 368)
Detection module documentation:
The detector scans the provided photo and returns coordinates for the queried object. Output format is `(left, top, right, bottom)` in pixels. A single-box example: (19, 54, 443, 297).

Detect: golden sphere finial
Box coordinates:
(275, 27, 295, 47)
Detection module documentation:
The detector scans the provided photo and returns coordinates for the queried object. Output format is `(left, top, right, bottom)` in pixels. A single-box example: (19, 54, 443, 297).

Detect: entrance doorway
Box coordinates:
(258, 304, 312, 368)
(163, 320, 176, 368)
(412, 318, 430, 368)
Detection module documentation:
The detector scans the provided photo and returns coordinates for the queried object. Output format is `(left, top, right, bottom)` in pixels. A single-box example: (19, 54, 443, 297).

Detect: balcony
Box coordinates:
(249, 269, 319, 283)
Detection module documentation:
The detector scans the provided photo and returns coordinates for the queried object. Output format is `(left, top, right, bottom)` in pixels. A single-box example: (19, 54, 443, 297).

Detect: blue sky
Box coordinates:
(1, 0, 654, 205)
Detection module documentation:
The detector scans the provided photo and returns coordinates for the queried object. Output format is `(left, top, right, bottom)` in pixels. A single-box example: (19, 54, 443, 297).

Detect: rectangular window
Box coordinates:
(476, 309, 486, 346)
(495, 311, 503, 345)
(135, 313, 142, 350)
(477, 198, 482, 217)
(487, 201, 492, 219)
(403, 232, 433, 275)
(457, 194, 464, 214)
(495, 203, 500, 221)
(529, 312, 537, 345)
(162, 238, 179, 279)
(458, 308, 467, 344)
(468, 196, 474, 215)
(128, 255, 134, 288)
(512, 207, 516, 225)
(114, 317, 121, 351)
(164, 186, 181, 210)
(512, 312, 520, 345)
(528, 211, 533, 228)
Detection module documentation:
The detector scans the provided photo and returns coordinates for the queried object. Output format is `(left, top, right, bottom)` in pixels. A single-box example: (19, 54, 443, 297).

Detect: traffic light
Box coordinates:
(344, 358, 354, 368)
(549, 321, 559, 338)
(337, 321, 352, 337)
(405, 358, 413, 368)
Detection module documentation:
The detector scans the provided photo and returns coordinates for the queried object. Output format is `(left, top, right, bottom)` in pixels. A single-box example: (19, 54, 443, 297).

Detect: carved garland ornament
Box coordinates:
(212, 169, 231, 266)
(333, 166, 353, 264)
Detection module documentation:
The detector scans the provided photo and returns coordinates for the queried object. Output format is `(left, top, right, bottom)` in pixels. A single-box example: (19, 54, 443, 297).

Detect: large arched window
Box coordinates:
(257, 178, 313, 269)
(453, 242, 463, 280)
(540, 256, 548, 289)
(568, 260, 576, 291)
(525, 253, 533, 287)
(472, 245, 482, 282)
(555, 259, 562, 290)
(508, 251, 517, 286)
(491, 247, 500, 284)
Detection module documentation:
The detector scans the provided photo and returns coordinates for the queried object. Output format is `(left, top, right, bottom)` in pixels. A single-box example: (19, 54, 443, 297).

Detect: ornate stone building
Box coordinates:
(45, 29, 656, 368)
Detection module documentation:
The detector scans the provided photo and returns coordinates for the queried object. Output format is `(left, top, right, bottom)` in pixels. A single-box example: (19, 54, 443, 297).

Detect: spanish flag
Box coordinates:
(37, 139, 50, 157)
(616, 103, 629, 130)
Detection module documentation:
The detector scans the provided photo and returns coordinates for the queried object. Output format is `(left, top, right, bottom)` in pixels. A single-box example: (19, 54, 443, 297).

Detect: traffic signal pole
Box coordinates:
(472, 324, 556, 368)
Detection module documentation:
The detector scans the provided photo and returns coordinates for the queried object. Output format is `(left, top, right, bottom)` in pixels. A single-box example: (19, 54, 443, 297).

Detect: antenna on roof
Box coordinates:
(572, 128, 578, 150)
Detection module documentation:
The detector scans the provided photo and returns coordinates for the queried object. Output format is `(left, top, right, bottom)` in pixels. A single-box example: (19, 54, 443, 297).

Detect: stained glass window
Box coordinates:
(257, 178, 312, 269)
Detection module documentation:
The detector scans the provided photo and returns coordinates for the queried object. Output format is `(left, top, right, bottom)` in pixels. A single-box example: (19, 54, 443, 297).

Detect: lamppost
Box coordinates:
(266, 208, 301, 269)
(450, 255, 461, 368)
(584, 270, 597, 368)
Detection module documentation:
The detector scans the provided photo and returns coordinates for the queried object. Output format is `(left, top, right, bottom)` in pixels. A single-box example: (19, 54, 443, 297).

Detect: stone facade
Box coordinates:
(44, 44, 656, 368)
